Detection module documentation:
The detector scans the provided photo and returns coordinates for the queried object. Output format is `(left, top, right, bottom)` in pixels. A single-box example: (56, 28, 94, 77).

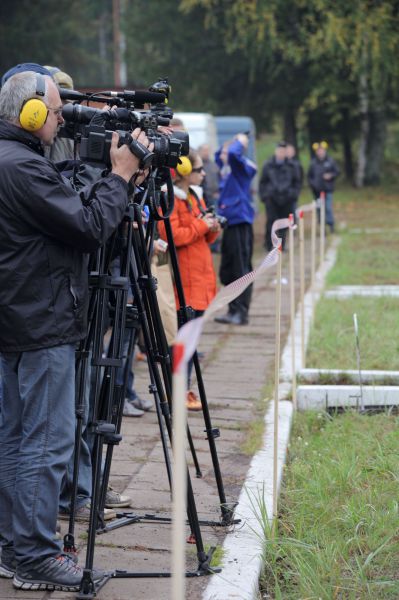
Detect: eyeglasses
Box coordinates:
(192, 166, 205, 173)
(47, 106, 63, 117)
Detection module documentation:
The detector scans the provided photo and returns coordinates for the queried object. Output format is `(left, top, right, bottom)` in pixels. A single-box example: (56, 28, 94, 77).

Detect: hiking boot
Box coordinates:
(131, 394, 152, 412)
(13, 554, 86, 592)
(186, 390, 202, 412)
(58, 503, 116, 522)
(105, 486, 132, 509)
(123, 399, 144, 417)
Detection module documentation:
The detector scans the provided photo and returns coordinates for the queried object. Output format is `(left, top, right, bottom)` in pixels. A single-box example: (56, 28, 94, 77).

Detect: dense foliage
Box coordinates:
(1, 0, 398, 184)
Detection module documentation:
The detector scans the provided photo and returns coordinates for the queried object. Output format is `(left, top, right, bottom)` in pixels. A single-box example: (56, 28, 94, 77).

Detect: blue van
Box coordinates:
(214, 116, 257, 164)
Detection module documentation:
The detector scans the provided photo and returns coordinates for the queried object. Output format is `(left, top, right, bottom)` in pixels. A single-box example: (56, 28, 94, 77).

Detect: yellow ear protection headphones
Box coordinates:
(19, 74, 48, 132)
(312, 140, 329, 151)
(176, 155, 192, 177)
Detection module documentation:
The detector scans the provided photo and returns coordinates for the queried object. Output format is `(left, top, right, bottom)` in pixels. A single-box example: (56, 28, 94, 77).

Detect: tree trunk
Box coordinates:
(283, 107, 297, 148)
(355, 70, 369, 188)
(364, 109, 386, 185)
(340, 108, 354, 182)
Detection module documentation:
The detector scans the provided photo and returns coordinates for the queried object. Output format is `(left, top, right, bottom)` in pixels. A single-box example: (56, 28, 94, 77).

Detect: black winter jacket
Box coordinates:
(0, 120, 129, 352)
(259, 157, 299, 206)
(307, 155, 340, 195)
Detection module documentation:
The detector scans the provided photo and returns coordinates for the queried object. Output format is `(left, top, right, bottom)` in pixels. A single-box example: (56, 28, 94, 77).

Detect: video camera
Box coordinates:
(59, 79, 189, 170)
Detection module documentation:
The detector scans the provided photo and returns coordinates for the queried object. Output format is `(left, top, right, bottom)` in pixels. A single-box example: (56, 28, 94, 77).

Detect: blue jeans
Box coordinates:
(59, 352, 92, 511)
(0, 344, 76, 566)
(325, 192, 334, 228)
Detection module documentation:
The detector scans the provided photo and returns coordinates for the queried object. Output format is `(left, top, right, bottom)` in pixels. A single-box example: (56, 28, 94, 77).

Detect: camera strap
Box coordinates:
(188, 186, 206, 216)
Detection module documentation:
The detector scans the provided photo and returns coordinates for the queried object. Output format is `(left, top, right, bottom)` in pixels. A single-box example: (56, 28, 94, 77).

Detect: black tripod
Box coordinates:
(66, 171, 237, 598)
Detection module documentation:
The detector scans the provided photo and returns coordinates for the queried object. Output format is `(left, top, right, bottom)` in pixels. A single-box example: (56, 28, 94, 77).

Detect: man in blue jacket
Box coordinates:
(214, 133, 257, 325)
(0, 70, 150, 591)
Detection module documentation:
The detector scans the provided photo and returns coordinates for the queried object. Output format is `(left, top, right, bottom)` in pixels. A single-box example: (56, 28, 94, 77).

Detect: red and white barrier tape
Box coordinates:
(174, 217, 293, 365)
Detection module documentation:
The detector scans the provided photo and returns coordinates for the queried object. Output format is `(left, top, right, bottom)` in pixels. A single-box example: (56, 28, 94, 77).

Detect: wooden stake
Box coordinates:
(288, 214, 296, 410)
(320, 191, 325, 265)
(299, 212, 305, 369)
(272, 244, 282, 535)
(171, 344, 187, 600)
(311, 200, 316, 310)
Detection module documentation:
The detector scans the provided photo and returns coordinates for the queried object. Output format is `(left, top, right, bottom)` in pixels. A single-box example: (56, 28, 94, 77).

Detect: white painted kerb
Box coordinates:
(202, 401, 293, 600)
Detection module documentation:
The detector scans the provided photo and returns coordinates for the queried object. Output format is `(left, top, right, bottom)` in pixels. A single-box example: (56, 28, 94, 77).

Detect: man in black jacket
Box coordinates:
(0, 70, 150, 591)
(307, 141, 340, 232)
(259, 141, 299, 251)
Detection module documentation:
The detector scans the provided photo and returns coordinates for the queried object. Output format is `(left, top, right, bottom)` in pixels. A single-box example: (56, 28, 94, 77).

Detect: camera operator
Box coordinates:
(0, 70, 150, 592)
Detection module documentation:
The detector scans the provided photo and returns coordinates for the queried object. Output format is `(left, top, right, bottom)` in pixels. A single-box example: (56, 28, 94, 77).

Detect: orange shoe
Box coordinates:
(186, 390, 202, 411)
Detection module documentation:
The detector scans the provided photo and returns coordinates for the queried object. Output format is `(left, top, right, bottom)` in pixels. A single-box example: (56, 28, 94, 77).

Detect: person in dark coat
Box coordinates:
(259, 141, 298, 251)
(0, 70, 150, 591)
(307, 141, 340, 232)
(286, 143, 303, 214)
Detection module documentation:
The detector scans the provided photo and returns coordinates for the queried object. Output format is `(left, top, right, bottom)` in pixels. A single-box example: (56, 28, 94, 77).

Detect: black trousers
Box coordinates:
(219, 223, 253, 317)
(264, 198, 295, 251)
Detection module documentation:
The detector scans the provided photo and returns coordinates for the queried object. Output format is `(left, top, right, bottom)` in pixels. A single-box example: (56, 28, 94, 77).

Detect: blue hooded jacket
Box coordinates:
(215, 139, 257, 226)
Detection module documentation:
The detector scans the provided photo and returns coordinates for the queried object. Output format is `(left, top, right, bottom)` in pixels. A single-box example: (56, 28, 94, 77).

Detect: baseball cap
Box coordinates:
(43, 66, 74, 90)
(1, 63, 53, 87)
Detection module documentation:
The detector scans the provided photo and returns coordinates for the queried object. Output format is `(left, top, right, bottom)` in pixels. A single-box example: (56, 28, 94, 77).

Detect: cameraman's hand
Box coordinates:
(110, 128, 150, 183)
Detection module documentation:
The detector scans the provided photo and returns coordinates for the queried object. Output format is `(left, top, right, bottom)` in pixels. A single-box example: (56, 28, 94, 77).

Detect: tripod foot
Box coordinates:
(220, 501, 239, 525)
(197, 546, 222, 575)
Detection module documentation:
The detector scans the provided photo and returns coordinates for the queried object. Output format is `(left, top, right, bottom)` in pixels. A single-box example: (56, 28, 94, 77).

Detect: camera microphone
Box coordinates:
(59, 88, 87, 101)
(101, 90, 166, 105)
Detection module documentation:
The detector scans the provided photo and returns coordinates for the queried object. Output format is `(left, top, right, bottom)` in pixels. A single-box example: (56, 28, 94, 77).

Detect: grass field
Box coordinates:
(260, 179, 399, 598)
(260, 411, 399, 599)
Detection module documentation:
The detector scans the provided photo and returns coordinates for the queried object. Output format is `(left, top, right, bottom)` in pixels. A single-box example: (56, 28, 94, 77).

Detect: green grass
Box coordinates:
(260, 411, 399, 599)
(326, 231, 399, 286)
(306, 296, 399, 370)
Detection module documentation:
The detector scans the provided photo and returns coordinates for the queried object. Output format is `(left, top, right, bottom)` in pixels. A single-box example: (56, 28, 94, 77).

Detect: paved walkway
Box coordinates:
(0, 224, 316, 600)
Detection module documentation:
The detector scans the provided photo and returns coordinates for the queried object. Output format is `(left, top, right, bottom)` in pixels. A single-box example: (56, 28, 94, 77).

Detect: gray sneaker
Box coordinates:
(131, 394, 152, 412)
(13, 554, 87, 592)
(105, 486, 132, 508)
(123, 399, 144, 417)
(58, 503, 116, 522)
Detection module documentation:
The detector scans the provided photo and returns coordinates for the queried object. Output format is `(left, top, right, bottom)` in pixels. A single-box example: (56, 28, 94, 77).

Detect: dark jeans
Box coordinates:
(0, 344, 76, 566)
(264, 198, 295, 251)
(219, 223, 254, 317)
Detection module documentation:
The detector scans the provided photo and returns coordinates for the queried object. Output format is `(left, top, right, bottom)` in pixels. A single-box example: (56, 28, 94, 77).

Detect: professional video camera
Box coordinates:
(59, 79, 189, 170)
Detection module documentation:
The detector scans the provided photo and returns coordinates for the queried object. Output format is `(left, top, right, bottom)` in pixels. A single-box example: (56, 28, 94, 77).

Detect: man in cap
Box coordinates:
(259, 141, 298, 251)
(0, 68, 150, 591)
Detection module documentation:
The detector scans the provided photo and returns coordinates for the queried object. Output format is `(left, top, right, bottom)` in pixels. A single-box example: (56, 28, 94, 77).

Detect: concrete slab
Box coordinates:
(299, 368, 399, 384)
(297, 384, 399, 410)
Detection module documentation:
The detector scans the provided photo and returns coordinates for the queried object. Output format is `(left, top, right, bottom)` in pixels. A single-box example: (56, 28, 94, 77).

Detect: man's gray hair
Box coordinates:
(0, 71, 49, 123)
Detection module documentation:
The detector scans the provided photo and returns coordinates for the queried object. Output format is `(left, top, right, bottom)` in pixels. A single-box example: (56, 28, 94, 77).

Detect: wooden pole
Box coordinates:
(320, 191, 326, 265)
(171, 344, 187, 600)
(288, 214, 296, 410)
(311, 200, 316, 310)
(299, 211, 305, 369)
(272, 244, 282, 535)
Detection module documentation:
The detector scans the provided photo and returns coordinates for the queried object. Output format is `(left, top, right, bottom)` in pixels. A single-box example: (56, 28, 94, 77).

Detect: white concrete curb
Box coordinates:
(202, 401, 293, 600)
(202, 239, 339, 600)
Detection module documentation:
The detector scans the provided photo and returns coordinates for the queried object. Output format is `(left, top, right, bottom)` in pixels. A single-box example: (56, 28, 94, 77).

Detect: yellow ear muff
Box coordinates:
(19, 98, 48, 131)
(312, 142, 319, 151)
(19, 73, 48, 132)
(176, 156, 192, 177)
(320, 140, 328, 149)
